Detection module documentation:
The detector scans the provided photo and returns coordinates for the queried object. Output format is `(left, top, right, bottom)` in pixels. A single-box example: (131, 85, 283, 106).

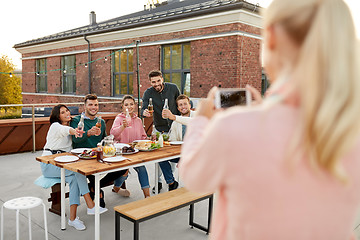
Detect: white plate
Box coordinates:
(169, 141, 184, 145)
(104, 156, 128, 163)
(121, 149, 139, 155)
(133, 140, 151, 143)
(71, 148, 92, 154)
(54, 155, 79, 163)
(114, 143, 130, 149)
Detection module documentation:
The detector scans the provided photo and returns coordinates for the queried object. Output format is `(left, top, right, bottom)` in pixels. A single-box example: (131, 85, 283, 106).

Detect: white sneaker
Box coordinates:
(68, 218, 86, 231)
(87, 206, 108, 215)
(75, 216, 83, 224)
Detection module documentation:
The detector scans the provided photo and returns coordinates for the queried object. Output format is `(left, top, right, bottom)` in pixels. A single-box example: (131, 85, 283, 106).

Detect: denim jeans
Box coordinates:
(40, 162, 89, 206)
(114, 166, 150, 189)
(157, 162, 176, 182)
(158, 157, 180, 184)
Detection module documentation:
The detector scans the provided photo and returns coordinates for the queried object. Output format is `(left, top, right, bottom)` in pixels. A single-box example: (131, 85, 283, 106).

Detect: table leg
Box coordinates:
(155, 162, 159, 195)
(95, 174, 100, 240)
(60, 168, 66, 230)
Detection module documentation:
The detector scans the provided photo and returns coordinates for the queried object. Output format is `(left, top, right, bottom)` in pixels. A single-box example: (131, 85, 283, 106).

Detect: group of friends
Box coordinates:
(39, 0, 360, 238)
(40, 70, 192, 231)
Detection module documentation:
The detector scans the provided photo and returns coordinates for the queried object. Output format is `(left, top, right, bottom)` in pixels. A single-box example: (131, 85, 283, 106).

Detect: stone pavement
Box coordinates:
(1, 151, 360, 240)
(0, 151, 210, 240)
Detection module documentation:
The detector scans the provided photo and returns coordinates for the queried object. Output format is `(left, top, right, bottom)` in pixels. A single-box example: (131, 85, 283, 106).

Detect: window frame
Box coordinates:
(61, 55, 76, 94)
(112, 49, 134, 96)
(161, 43, 191, 95)
(36, 58, 47, 93)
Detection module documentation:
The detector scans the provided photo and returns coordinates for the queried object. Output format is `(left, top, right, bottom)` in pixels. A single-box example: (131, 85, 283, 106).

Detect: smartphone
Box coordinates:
(214, 88, 251, 108)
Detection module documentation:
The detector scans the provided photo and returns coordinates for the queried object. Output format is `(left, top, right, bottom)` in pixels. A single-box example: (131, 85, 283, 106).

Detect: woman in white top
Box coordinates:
(41, 104, 107, 230)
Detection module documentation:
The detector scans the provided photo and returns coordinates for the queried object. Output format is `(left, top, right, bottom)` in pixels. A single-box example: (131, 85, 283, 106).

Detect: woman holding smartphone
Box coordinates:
(179, 0, 360, 239)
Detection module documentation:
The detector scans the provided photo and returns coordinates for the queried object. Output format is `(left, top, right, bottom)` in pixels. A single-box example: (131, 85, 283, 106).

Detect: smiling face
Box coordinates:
(150, 76, 164, 92)
(59, 106, 71, 125)
(84, 99, 99, 119)
(177, 98, 191, 116)
(123, 98, 136, 114)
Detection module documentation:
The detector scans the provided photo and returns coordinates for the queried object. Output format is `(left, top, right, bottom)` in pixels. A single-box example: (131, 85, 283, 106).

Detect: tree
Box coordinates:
(0, 55, 22, 118)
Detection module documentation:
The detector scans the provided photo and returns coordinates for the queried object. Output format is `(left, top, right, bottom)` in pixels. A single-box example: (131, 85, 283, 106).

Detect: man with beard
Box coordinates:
(142, 70, 180, 192)
(142, 70, 180, 132)
(159, 94, 194, 191)
(71, 94, 127, 207)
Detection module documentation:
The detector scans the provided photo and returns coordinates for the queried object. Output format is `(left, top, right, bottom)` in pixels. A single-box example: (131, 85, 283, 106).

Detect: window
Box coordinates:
(36, 59, 47, 93)
(113, 49, 134, 96)
(162, 43, 191, 96)
(61, 55, 76, 94)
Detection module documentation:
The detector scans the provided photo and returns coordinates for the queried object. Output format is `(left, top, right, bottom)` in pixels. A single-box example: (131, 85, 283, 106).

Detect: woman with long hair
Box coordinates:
(179, 0, 360, 239)
(110, 95, 151, 198)
(41, 104, 107, 231)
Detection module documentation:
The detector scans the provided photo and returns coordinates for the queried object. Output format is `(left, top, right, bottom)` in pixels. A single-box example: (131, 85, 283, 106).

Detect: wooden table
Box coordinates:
(36, 145, 181, 240)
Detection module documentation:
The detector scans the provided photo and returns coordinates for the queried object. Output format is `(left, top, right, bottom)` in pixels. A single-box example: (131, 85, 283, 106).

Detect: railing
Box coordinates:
(0, 101, 122, 153)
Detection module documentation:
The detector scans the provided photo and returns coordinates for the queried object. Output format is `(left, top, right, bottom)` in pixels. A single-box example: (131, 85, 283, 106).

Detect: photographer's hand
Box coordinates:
(195, 87, 219, 119)
(246, 84, 263, 105)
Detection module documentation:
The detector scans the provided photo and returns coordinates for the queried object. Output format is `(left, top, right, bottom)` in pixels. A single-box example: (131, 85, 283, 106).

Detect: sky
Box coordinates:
(1, 0, 359, 69)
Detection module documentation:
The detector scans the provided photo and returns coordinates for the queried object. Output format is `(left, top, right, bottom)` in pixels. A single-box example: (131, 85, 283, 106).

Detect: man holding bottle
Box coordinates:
(141, 70, 180, 132)
(70, 94, 127, 207)
(141, 70, 180, 192)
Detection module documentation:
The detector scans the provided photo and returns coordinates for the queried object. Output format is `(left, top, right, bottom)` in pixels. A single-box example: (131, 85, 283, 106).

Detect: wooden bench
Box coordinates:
(114, 187, 213, 240)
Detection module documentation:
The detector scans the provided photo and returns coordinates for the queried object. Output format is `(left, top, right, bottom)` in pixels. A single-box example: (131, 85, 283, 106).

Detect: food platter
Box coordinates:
(135, 147, 157, 152)
(78, 149, 97, 159)
(121, 149, 139, 155)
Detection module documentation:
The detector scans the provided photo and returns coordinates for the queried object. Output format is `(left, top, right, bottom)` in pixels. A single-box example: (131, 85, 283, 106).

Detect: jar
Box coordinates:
(102, 135, 116, 157)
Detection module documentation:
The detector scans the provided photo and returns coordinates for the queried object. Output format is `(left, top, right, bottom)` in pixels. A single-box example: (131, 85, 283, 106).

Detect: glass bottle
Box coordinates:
(96, 116, 102, 128)
(163, 98, 169, 110)
(148, 98, 153, 117)
(96, 143, 103, 162)
(125, 108, 132, 128)
(158, 132, 164, 148)
(162, 98, 169, 119)
(77, 114, 84, 137)
(151, 124, 157, 141)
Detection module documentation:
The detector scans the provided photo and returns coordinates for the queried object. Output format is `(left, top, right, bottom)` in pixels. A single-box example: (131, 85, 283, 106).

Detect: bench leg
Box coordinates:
(134, 221, 139, 240)
(207, 195, 214, 234)
(188, 195, 214, 234)
(115, 212, 121, 240)
(189, 204, 194, 228)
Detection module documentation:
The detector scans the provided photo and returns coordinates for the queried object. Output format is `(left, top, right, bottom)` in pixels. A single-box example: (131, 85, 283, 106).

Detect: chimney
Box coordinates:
(89, 11, 96, 25)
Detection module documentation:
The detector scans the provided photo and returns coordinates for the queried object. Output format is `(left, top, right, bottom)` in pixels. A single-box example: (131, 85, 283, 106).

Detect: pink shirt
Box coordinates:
(179, 103, 360, 240)
(110, 113, 147, 143)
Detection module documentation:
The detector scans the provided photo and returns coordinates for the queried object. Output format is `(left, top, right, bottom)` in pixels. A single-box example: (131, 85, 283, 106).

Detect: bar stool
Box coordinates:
(1, 196, 48, 240)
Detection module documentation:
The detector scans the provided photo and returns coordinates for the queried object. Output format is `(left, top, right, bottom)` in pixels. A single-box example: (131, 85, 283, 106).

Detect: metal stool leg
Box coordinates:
(1, 205, 4, 240)
(28, 209, 32, 240)
(41, 203, 49, 240)
(16, 210, 19, 240)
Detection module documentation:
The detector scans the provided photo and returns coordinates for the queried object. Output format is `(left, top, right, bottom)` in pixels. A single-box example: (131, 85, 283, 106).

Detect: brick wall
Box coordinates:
(21, 22, 262, 108)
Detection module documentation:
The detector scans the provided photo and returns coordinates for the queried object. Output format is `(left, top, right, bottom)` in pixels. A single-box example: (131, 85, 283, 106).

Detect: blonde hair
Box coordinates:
(264, 0, 360, 180)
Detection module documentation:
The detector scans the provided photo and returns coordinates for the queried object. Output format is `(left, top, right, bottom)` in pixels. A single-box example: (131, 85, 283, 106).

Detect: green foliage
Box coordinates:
(0, 55, 22, 119)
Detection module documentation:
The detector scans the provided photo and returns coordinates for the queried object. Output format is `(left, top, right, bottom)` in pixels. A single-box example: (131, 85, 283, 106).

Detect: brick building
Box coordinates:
(14, 0, 263, 112)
